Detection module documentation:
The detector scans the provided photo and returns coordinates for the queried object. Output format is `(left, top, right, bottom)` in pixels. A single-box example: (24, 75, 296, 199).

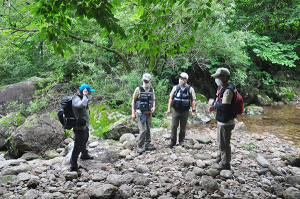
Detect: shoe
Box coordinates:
(69, 167, 82, 176)
(80, 153, 94, 160)
(214, 156, 221, 163)
(145, 144, 155, 151)
(213, 164, 231, 170)
(167, 144, 174, 148)
(137, 147, 145, 154)
(179, 142, 185, 147)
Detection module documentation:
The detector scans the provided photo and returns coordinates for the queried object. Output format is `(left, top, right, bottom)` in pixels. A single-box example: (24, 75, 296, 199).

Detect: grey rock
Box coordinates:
(182, 156, 196, 166)
(286, 175, 300, 186)
(1, 164, 31, 175)
(136, 165, 149, 173)
(256, 155, 270, 167)
(133, 176, 150, 185)
(268, 165, 283, 176)
(271, 183, 284, 197)
(169, 187, 179, 196)
(21, 152, 39, 161)
(256, 94, 272, 106)
(23, 189, 39, 199)
(119, 133, 135, 143)
(0, 175, 17, 184)
(194, 153, 210, 160)
(193, 167, 205, 176)
(89, 183, 117, 199)
(185, 171, 195, 181)
(89, 141, 99, 148)
(150, 189, 159, 198)
(119, 184, 134, 199)
(220, 170, 232, 179)
(206, 168, 220, 177)
(11, 114, 65, 154)
(92, 172, 108, 181)
(283, 187, 300, 199)
(64, 171, 78, 181)
(200, 175, 219, 193)
(245, 105, 264, 115)
(186, 134, 212, 144)
(106, 174, 124, 186)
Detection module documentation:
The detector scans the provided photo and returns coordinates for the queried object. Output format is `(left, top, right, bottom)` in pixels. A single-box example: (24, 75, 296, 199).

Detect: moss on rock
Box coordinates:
(196, 93, 208, 103)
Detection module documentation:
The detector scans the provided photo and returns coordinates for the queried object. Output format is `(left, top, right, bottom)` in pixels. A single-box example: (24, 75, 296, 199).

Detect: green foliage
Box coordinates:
(283, 89, 295, 102)
(243, 142, 256, 151)
(151, 117, 163, 128)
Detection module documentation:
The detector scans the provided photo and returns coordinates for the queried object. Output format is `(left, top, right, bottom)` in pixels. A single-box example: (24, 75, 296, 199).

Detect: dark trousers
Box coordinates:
(70, 128, 89, 169)
(170, 109, 189, 145)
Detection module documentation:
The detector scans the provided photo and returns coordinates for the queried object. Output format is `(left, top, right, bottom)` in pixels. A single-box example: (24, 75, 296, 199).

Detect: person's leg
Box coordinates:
(215, 124, 221, 163)
(70, 129, 85, 170)
(136, 111, 147, 152)
(80, 128, 93, 159)
(145, 114, 155, 151)
(178, 110, 189, 144)
(219, 124, 235, 166)
(170, 109, 180, 146)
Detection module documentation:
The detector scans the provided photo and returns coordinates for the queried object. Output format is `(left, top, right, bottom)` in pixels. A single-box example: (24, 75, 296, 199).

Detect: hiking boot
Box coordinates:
(213, 164, 231, 170)
(137, 147, 145, 154)
(145, 144, 156, 151)
(214, 156, 221, 163)
(167, 143, 174, 148)
(179, 142, 185, 147)
(69, 167, 82, 176)
(80, 153, 94, 160)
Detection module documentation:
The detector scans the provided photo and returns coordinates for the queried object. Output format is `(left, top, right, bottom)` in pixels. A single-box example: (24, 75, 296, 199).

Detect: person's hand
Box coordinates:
(132, 113, 136, 120)
(208, 106, 216, 113)
(191, 111, 195, 118)
(167, 109, 171, 114)
(83, 88, 89, 95)
(208, 98, 215, 106)
(151, 107, 155, 114)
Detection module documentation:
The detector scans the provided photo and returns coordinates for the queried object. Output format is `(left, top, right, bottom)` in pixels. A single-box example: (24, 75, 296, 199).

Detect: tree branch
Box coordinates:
(69, 34, 131, 73)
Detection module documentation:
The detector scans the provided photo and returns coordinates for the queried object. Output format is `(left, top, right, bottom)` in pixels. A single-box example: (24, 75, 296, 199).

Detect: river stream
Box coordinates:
(190, 104, 300, 146)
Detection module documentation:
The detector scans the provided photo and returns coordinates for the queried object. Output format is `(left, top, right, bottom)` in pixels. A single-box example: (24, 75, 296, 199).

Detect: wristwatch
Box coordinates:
(192, 110, 196, 112)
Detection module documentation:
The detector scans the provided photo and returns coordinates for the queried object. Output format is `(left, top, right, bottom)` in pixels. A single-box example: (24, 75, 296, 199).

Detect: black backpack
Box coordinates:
(57, 96, 86, 130)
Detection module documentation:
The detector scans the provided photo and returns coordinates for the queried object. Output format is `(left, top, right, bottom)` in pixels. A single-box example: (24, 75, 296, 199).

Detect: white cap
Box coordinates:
(211, 68, 230, 77)
(179, 72, 188, 79)
(142, 73, 151, 81)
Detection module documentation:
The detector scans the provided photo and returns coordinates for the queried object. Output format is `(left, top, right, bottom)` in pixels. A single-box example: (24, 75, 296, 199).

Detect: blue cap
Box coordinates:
(79, 84, 96, 92)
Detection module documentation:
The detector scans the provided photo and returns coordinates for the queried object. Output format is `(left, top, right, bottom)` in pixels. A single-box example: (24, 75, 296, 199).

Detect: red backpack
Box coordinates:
(217, 85, 244, 116)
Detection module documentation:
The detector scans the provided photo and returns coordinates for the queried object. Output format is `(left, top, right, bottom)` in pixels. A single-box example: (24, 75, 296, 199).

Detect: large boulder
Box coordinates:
(0, 77, 43, 116)
(7, 114, 65, 157)
(191, 101, 215, 124)
(0, 112, 26, 150)
(256, 94, 272, 106)
(245, 105, 264, 115)
(273, 87, 295, 101)
(90, 105, 138, 140)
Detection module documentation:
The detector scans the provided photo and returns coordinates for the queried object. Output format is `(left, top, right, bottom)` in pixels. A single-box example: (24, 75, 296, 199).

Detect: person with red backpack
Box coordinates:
(208, 68, 236, 170)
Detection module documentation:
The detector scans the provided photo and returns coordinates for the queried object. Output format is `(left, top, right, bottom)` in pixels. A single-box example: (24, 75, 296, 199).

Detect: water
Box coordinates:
(238, 104, 300, 145)
(189, 104, 300, 146)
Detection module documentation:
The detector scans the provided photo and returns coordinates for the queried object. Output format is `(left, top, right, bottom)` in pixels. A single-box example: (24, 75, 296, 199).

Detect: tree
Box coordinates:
(1, 0, 212, 73)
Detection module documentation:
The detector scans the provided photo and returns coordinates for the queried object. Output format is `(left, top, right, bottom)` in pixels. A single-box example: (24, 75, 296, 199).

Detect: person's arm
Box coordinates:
(191, 99, 195, 117)
(151, 100, 156, 113)
(167, 96, 173, 114)
(73, 89, 89, 108)
(131, 98, 136, 120)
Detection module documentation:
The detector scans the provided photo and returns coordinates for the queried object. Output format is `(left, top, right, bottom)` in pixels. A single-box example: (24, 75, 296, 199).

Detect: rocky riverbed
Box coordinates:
(1, 125, 300, 199)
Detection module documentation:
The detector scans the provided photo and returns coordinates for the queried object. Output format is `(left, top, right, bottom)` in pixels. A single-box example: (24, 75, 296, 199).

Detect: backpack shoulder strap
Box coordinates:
(149, 87, 153, 92)
(138, 85, 145, 92)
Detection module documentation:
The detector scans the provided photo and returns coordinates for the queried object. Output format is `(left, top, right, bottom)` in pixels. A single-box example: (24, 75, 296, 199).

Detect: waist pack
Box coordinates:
(57, 96, 86, 129)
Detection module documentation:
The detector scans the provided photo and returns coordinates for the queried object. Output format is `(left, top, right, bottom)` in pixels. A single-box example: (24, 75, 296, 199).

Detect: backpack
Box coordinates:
(57, 96, 77, 130)
(217, 84, 244, 116)
(231, 89, 244, 115)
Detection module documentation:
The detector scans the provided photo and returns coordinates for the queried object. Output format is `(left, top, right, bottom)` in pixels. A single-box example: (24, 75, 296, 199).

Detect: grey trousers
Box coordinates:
(136, 111, 152, 148)
(170, 109, 189, 145)
(217, 124, 235, 166)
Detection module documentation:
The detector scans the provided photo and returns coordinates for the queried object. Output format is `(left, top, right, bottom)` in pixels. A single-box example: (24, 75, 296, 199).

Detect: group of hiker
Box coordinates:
(69, 67, 237, 172)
